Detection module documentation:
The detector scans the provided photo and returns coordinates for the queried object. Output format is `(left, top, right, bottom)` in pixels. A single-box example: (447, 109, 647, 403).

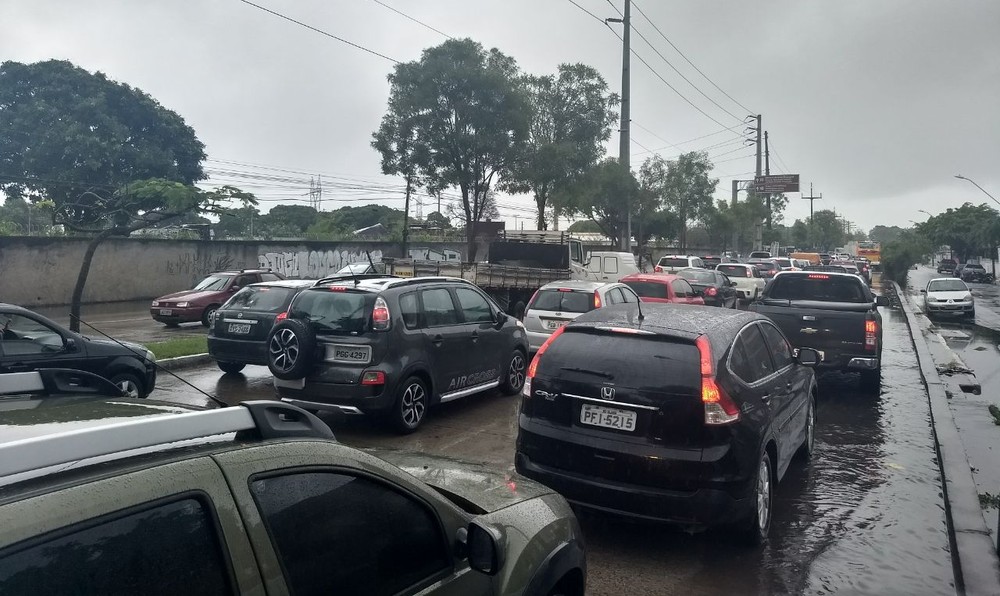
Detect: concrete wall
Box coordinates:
(0, 236, 473, 307)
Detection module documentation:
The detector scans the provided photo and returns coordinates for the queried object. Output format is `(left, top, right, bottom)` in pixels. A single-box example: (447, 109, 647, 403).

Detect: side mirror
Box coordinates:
(730, 281, 738, 287)
(795, 347, 821, 367)
(230, 286, 240, 292)
(920, 289, 927, 293)
(465, 522, 504, 576)
(876, 295, 888, 307)
(64, 337, 78, 352)
(495, 311, 509, 327)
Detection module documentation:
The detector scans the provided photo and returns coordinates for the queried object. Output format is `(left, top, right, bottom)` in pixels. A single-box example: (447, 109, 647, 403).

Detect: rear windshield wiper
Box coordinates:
(560, 366, 614, 380)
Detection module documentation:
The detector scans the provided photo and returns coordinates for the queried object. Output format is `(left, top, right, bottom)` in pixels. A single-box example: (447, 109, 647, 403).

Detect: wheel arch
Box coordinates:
(522, 539, 587, 596)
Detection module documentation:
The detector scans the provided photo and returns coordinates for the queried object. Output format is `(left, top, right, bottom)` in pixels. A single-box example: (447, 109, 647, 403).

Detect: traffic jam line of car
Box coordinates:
(0, 251, 890, 593)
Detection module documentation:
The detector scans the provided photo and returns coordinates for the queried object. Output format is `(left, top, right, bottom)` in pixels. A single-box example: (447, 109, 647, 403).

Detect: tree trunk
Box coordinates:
(535, 191, 547, 230)
(69, 228, 118, 332)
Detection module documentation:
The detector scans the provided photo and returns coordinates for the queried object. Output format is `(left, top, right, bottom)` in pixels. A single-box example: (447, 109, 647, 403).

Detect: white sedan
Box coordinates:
(922, 277, 975, 318)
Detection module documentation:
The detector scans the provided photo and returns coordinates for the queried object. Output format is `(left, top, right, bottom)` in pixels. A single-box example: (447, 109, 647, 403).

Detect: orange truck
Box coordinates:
(856, 242, 881, 269)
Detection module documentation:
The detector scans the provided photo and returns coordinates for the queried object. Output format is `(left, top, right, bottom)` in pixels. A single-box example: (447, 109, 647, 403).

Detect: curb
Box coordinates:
(893, 281, 1000, 596)
(157, 353, 213, 372)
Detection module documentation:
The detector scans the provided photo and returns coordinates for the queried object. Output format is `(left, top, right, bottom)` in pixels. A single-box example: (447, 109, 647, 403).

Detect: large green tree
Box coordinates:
(372, 39, 529, 258)
(0, 60, 252, 330)
(868, 224, 905, 246)
(0, 195, 55, 235)
(810, 209, 845, 251)
(556, 158, 639, 247)
(306, 204, 404, 239)
(503, 64, 618, 229)
(640, 152, 718, 251)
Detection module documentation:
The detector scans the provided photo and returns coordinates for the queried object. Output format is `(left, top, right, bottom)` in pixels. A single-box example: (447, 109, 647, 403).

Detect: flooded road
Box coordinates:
(153, 306, 955, 595)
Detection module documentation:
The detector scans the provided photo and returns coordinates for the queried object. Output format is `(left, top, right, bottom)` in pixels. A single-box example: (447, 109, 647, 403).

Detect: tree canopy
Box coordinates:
(917, 202, 1000, 262)
(372, 39, 530, 258)
(639, 152, 718, 250)
(503, 64, 618, 229)
(555, 158, 639, 247)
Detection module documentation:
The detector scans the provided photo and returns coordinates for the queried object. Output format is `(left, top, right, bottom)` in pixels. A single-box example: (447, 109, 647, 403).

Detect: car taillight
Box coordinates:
(808, 274, 830, 279)
(865, 319, 878, 351)
(654, 266, 663, 272)
(372, 296, 390, 331)
(746, 270, 752, 278)
(275, 311, 288, 322)
(361, 371, 386, 385)
(594, 291, 602, 308)
(696, 336, 739, 425)
(705, 287, 718, 297)
(524, 326, 566, 397)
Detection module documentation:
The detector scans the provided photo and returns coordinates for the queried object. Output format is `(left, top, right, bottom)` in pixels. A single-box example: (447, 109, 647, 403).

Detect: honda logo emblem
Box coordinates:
(601, 386, 616, 401)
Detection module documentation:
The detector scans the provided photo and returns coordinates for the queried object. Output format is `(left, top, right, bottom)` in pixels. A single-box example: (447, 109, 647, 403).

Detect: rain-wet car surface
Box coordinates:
(152, 297, 956, 595)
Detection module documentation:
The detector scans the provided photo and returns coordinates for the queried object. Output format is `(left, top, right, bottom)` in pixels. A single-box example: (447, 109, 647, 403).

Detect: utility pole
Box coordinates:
(402, 174, 412, 258)
(764, 130, 772, 229)
(609, 1, 631, 251)
(801, 183, 823, 248)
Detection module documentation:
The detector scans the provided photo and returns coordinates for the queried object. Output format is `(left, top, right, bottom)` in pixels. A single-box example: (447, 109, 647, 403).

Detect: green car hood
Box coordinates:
(368, 448, 554, 514)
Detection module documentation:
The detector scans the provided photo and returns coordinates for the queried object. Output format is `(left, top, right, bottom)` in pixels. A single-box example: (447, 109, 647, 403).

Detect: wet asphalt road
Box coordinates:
(153, 303, 955, 595)
(34, 300, 206, 344)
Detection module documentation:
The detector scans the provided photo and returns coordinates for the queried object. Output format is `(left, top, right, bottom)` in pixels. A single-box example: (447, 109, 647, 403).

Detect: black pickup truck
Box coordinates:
(749, 271, 887, 392)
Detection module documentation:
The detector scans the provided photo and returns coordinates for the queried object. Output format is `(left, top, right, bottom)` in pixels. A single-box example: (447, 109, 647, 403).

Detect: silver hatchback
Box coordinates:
(523, 280, 639, 352)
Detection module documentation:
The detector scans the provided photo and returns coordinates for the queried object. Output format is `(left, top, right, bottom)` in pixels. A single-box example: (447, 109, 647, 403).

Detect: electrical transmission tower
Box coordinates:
(309, 176, 323, 211)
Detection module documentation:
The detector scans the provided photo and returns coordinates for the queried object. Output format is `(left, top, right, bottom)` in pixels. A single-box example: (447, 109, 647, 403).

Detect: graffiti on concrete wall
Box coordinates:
(165, 253, 243, 276)
(257, 249, 383, 278)
(408, 247, 461, 262)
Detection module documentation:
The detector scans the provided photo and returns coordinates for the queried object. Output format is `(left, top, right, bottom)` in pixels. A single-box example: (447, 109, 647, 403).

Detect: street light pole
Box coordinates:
(607, 2, 631, 251)
(955, 175, 1000, 208)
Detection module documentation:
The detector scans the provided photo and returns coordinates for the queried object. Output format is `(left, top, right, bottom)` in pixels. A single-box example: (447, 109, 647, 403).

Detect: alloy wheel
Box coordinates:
(269, 328, 299, 373)
(509, 353, 526, 391)
(757, 456, 772, 532)
(118, 379, 139, 398)
(400, 383, 426, 427)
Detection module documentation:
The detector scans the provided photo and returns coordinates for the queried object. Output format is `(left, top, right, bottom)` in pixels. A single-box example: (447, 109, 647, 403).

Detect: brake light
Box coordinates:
(526, 289, 540, 311)
(865, 319, 878, 351)
(361, 371, 386, 385)
(328, 286, 347, 292)
(654, 266, 663, 272)
(696, 335, 739, 425)
(746, 270, 752, 278)
(594, 291, 602, 308)
(808, 274, 830, 279)
(275, 311, 288, 322)
(557, 288, 573, 292)
(524, 326, 565, 397)
(372, 296, 390, 331)
(705, 287, 718, 297)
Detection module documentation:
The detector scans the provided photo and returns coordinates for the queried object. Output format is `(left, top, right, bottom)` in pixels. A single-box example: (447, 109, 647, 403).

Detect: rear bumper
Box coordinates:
(273, 377, 392, 413)
(817, 351, 881, 371)
(207, 336, 268, 365)
(515, 451, 751, 527)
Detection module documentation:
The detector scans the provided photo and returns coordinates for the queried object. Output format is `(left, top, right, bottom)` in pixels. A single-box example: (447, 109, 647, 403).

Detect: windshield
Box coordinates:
(767, 275, 869, 303)
(623, 281, 669, 299)
(774, 258, 791, 268)
(966, 264, 985, 270)
(928, 280, 968, 292)
(193, 275, 232, 291)
(678, 269, 715, 283)
(223, 286, 295, 312)
(752, 261, 777, 271)
(529, 289, 594, 313)
(337, 262, 375, 275)
(290, 290, 372, 335)
(718, 265, 750, 278)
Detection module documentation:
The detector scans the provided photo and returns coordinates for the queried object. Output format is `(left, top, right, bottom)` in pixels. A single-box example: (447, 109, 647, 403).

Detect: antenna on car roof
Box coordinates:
(365, 250, 378, 274)
(636, 296, 645, 322)
(69, 314, 230, 409)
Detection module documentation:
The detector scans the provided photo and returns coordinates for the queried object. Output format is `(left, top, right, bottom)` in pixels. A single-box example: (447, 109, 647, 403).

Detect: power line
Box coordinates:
(630, 20, 745, 123)
(631, 122, 681, 152)
(629, 46, 735, 130)
(367, 0, 452, 39)
(630, 136, 655, 154)
(768, 140, 791, 173)
(237, 0, 399, 63)
(604, 0, 623, 16)
(565, 0, 607, 24)
(633, 1, 754, 114)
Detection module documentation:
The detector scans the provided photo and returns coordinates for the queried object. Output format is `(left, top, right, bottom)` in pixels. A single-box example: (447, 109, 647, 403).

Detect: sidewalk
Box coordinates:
(895, 280, 1000, 595)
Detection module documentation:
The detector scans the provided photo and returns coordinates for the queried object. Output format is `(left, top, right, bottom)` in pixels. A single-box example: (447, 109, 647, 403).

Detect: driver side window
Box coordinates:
(0, 314, 65, 356)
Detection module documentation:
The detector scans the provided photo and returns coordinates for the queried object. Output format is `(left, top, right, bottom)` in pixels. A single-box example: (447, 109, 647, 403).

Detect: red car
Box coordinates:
(151, 269, 284, 327)
(619, 273, 705, 305)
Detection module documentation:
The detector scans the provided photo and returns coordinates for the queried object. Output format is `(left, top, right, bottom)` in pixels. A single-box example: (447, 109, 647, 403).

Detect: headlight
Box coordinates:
(176, 302, 189, 308)
(151, 301, 159, 307)
(145, 349, 156, 363)
(926, 296, 938, 302)
(965, 294, 973, 301)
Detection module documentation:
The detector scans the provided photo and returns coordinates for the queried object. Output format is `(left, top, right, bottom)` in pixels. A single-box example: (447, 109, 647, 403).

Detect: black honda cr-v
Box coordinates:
(270, 276, 529, 433)
(515, 303, 820, 544)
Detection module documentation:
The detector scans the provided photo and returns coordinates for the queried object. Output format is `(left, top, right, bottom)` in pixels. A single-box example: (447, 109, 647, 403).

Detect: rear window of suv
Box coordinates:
(530, 290, 594, 313)
(767, 275, 869, 303)
(718, 265, 750, 277)
(658, 258, 688, 267)
(224, 286, 296, 312)
(291, 290, 372, 335)
(622, 281, 669, 299)
(539, 330, 700, 391)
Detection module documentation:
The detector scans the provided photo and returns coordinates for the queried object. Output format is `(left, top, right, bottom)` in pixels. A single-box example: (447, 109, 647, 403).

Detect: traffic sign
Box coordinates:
(753, 174, 800, 193)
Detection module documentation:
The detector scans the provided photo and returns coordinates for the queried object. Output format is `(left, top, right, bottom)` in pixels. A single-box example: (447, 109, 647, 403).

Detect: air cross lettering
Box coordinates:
(447, 368, 499, 391)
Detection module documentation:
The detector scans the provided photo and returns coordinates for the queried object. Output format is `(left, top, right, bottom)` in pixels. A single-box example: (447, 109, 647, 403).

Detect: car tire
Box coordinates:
(164, 321, 180, 328)
(201, 305, 220, 327)
(500, 349, 527, 396)
(859, 369, 881, 394)
(390, 376, 428, 434)
(967, 309, 976, 319)
(109, 372, 144, 399)
(266, 319, 317, 380)
(796, 395, 816, 461)
(217, 361, 247, 374)
(738, 450, 773, 546)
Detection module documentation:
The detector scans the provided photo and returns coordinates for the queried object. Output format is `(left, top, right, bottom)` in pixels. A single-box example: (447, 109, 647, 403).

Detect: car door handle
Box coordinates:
(431, 334, 444, 346)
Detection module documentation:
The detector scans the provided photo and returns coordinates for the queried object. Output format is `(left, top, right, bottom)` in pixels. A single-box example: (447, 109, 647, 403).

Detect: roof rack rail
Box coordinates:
(381, 276, 474, 289)
(0, 401, 333, 479)
(312, 273, 400, 287)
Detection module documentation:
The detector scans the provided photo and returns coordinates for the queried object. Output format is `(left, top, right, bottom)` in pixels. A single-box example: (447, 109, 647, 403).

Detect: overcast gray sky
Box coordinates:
(4, 0, 999, 232)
